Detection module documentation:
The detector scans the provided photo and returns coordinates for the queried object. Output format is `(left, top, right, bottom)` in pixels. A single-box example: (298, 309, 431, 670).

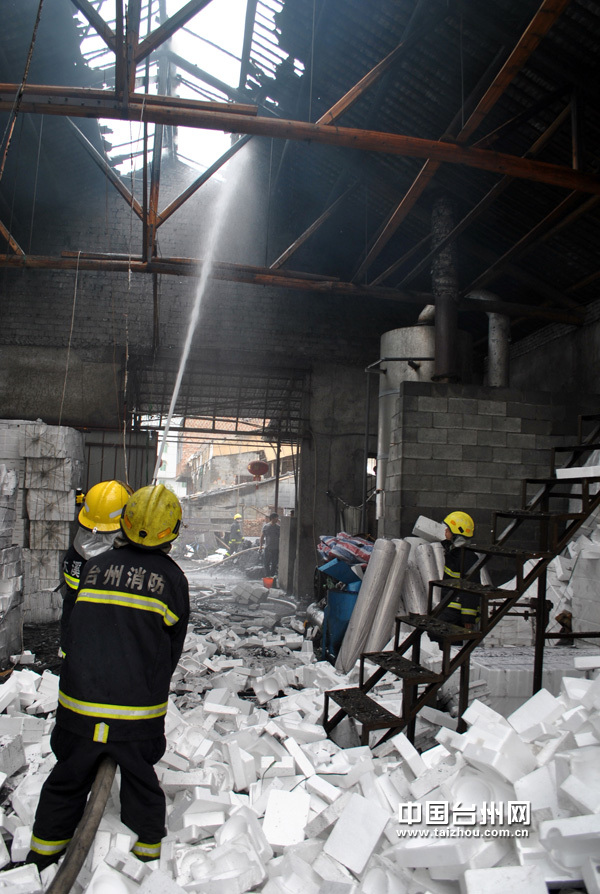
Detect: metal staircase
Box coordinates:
(323, 414, 600, 749)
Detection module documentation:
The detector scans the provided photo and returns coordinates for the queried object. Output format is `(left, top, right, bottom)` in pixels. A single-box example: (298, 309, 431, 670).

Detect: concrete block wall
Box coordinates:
(383, 382, 591, 542)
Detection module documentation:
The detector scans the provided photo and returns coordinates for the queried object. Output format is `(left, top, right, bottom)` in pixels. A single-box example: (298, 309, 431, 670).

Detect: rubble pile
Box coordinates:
(1, 629, 600, 893)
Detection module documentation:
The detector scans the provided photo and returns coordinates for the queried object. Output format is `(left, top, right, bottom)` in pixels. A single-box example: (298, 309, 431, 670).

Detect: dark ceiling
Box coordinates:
(1, 0, 600, 430)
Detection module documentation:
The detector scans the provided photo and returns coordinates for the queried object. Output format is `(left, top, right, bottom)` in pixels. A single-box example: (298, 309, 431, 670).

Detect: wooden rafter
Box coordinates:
(238, 0, 258, 91)
(66, 118, 144, 220)
(395, 104, 571, 289)
(0, 217, 24, 256)
(69, 0, 116, 52)
(126, 0, 142, 96)
(157, 135, 251, 227)
(352, 0, 574, 280)
(468, 192, 600, 292)
(269, 0, 433, 273)
(165, 50, 250, 104)
(269, 184, 357, 270)
(0, 251, 583, 325)
(136, 0, 214, 63)
(2, 88, 599, 195)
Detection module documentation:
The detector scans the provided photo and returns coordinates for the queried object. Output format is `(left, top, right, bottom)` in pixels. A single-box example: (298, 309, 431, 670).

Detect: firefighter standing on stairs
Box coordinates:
(26, 484, 190, 870)
(437, 511, 479, 633)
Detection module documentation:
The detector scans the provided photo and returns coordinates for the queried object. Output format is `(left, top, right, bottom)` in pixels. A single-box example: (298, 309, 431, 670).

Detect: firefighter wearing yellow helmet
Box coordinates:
(28, 484, 189, 871)
(120, 483, 182, 547)
(227, 512, 244, 554)
(436, 510, 479, 640)
(60, 480, 133, 656)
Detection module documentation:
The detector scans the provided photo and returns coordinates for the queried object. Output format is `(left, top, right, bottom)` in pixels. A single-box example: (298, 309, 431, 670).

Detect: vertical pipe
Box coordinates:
(361, 371, 372, 533)
(431, 193, 459, 382)
(487, 312, 510, 387)
(533, 570, 548, 693)
(274, 423, 282, 514)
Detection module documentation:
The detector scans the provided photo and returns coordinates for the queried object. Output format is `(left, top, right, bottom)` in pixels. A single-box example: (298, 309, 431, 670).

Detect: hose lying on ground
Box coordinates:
(46, 756, 117, 894)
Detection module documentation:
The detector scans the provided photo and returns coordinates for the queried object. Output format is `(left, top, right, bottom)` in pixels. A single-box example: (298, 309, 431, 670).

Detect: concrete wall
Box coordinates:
(509, 299, 600, 395)
(294, 363, 376, 602)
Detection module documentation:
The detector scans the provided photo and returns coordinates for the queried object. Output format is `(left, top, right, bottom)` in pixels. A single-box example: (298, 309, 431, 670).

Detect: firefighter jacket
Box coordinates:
(227, 520, 243, 551)
(59, 545, 86, 653)
(56, 542, 189, 743)
(440, 536, 480, 624)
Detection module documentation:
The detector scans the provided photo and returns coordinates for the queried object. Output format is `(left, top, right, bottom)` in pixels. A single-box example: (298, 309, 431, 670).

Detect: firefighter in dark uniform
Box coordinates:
(437, 511, 479, 632)
(59, 480, 132, 656)
(27, 484, 189, 869)
(227, 513, 244, 554)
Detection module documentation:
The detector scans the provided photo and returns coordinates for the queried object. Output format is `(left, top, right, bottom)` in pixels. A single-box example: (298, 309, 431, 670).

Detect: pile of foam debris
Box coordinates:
(1, 626, 600, 894)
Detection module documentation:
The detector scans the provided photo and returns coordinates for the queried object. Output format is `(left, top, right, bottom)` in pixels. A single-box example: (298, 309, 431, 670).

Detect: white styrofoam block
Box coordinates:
(514, 764, 561, 821)
(539, 813, 600, 868)
(10, 824, 32, 863)
(507, 689, 563, 735)
(574, 656, 600, 671)
(460, 864, 548, 893)
(262, 789, 311, 852)
(215, 806, 273, 864)
(138, 867, 188, 892)
(322, 793, 389, 874)
(104, 848, 152, 884)
(389, 732, 427, 777)
(0, 862, 42, 891)
(412, 516, 446, 543)
(582, 856, 600, 894)
(305, 775, 341, 805)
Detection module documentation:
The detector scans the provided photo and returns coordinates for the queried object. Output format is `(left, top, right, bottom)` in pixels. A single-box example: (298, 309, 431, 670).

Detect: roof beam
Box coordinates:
(352, 0, 574, 279)
(393, 104, 571, 289)
(136, 0, 214, 63)
(69, 0, 116, 52)
(66, 117, 144, 220)
(468, 191, 600, 292)
(2, 88, 599, 195)
(269, 183, 357, 270)
(157, 135, 251, 227)
(0, 252, 583, 325)
(0, 217, 25, 255)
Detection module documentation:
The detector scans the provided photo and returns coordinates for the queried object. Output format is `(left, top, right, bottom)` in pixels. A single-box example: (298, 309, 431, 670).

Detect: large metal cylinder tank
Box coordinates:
(377, 326, 436, 519)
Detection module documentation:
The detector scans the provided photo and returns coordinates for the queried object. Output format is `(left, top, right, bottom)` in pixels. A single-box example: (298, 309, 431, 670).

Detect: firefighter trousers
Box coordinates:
(31, 725, 167, 861)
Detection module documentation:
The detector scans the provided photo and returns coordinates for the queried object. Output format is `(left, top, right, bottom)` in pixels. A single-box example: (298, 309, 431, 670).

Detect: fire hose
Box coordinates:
(45, 756, 117, 894)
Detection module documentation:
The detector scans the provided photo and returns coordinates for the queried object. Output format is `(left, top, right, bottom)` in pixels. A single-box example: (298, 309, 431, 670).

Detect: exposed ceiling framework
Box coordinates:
(1, 0, 599, 429)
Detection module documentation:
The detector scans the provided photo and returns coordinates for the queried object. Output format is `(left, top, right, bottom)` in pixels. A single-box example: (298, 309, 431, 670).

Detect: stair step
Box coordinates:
(397, 613, 480, 641)
(525, 476, 600, 484)
(462, 544, 551, 560)
(362, 652, 442, 683)
(494, 509, 582, 521)
(553, 442, 600, 453)
(325, 688, 404, 730)
(431, 579, 517, 597)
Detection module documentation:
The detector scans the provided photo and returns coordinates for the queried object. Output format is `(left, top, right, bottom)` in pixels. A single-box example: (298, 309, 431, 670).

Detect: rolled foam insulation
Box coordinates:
(363, 538, 410, 653)
(402, 559, 428, 614)
(335, 538, 396, 673)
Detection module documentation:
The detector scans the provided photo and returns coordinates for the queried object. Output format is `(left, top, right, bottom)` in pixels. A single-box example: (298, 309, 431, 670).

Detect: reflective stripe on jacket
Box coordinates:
(57, 542, 189, 742)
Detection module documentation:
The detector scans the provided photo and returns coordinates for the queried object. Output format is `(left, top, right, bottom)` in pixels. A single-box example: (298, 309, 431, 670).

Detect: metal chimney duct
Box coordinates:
(376, 327, 435, 520)
(467, 290, 510, 387)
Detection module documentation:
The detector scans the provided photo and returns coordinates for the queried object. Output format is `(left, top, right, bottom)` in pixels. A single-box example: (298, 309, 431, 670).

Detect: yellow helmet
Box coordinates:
(444, 510, 474, 538)
(233, 513, 242, 519)
(78, 480, 133, 533)
(120, 484, 182, 548)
